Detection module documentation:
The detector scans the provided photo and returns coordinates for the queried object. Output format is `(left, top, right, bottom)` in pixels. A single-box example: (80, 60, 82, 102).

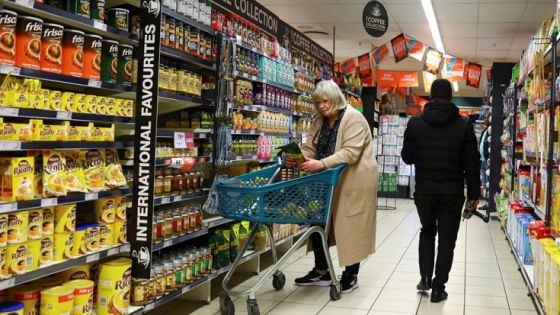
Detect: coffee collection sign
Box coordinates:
(362, 1, 388, 38)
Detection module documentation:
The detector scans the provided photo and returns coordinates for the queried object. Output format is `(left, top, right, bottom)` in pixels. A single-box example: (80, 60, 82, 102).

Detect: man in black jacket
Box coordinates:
(401, 79, 481, 303)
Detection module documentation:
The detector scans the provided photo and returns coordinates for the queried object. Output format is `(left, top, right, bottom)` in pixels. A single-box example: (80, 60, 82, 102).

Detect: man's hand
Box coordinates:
(300, 157, 326, 173)
(465, 199, 479, 212)
(284, 156, 296, 168)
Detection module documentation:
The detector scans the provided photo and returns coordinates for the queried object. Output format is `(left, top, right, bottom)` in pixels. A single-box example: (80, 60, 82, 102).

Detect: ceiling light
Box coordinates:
(420, 0, 445, 54)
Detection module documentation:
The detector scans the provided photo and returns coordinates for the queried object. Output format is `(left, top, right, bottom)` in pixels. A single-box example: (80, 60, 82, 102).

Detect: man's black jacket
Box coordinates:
(401, 99, 481, 200)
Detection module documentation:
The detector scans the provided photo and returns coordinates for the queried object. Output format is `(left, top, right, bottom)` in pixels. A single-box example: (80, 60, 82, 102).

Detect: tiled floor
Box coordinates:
(162, 199, 539, 315)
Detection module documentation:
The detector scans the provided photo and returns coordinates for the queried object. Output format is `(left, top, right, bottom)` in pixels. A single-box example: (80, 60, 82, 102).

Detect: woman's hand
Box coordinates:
(300, 157, 326, 173)
(284, 156, 296, 168)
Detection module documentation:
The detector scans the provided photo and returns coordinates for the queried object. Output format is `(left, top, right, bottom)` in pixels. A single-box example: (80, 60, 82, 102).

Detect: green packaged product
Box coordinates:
(217, 229, 230, 268)
(90, 0, 105, 21)
(101, 39, 118, 83)
(106, 8, 129, 31)
(278, 142, 305, 166)
(117, 44, 133, 86)
(67, 0, 90, 18)
(238, 221, 249, 250)
(208, 232, 218, 268)
(230, 227, 239, 262)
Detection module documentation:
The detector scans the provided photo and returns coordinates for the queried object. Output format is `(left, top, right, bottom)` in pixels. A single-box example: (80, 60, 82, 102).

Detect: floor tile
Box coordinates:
(268, 302, 324, 315)
(464, 305, 511, 315)
(417, 302, 464, 315)
(466, 284, 506, 297)
(370, 298, 420, 313)
(284, 286, 331, 305)
(508, 295, 538, 311)
(319, 306, 370, 315)
(465, 294, 509, 308)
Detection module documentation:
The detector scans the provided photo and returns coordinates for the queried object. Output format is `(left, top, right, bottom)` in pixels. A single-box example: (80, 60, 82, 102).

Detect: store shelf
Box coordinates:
(233, 38, 293, 68)
(158, 91, 214, 112)
(0, 244, 129, 291)
(121, 157, 212, 167)
(232, 70, 301, 94)
(156, 130, 212, 139)
(162, 7, 216, 35)
(522, 197, 545, 220)
(0, 188, 132, 215)
(204, 217, 235, 229)
(152, 228, 209, 251)
(160, 47, 216, 71)
(154, 191, 207, 206)
(4, 0, 138, 45)
(0, 107, 134, 125)
(231, 130, 295, 137)
(0, 141, 134, 151)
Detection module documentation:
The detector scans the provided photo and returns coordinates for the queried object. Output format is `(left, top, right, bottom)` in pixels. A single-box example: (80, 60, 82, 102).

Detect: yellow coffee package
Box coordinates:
(27, 209, 42, 240)
(38, 125, 57, 141)
(42, 207, 54, 235)
(39, 89, 50, 109)
(55, 204, 76, 233)
(6, 243, 27, 275)
(68, 125, 81, 142)
(96, 97, 106, 114)
(80, 149, 104, 192)
(102, 125, 114, 142)
(73, 94, 86, 113)
(40, 286, 74, 315)
(72, 225, 88, 257)
(0, 157, 35, 201)
(26, 238, 40, 271)
(104, 149, 126, 189)
(64, 279, 94, 315)
(32, 152, 42, 199)
(40, 236, 53, 266)
(43, 150, 67, 197)
(94, 198, 115, 224)
(48, 91, 61, 111)
(0, 214, 7, 247)
(58, 265, 91, 282)
(10, 284, 40, 315)
(52, 122, 70, 142)
(8, 211, 28, 244)
(99, 223, 113, 249)
(61, 92, 75, 112)
(105, 98, 116, 116)
(0, 120, 21, 141)
(85, 224, 99, 252)
(0, 247, 7, 279)
(113, 220, 126, 245)
(65, 151, 87, 193)
(54, 232, 74, 261)
(96, 258, 131, 315)
(82, 96, 95, 113)
(90, 125, 104, 142)
(115, 196, 127, 221)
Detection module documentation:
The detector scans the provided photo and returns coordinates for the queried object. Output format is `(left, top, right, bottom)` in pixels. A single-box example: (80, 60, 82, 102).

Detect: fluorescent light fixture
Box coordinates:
(420, 0, 445, 54)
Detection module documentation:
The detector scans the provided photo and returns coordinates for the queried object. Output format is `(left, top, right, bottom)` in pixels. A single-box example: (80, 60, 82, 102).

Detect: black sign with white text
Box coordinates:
(129, 0, 161, 279)
(362, 1, 388, 37)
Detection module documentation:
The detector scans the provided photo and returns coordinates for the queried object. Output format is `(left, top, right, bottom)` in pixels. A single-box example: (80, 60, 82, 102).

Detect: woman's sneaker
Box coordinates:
(295, 269, 331, 287)
(340, 271, 358, 293)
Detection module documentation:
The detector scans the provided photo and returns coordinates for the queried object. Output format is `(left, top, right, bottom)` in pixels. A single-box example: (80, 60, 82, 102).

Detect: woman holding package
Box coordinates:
(285, 80, 378, 293)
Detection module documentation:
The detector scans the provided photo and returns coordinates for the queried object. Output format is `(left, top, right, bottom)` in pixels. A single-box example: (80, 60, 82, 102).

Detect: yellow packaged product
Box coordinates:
(102, 124, 115, 142)
(17, 122, 33, 141)
(39, 124, 58, 141)
(85, 224, 99, 252)
(95, 198, 116, 224)
(123, 100, 133, 117)
(96, 97, 107, 114)
(8, 211, 28, 244)
(114, 99, 124, 116)
(42, 207, 54, 235)
(40, 236, 53, 266)
(40, 286, 74, 315)
(39, 89, 50, 110)
(79, 125, 92, 142)
(0, 120, 21, 141)
(82, 96, 95, 113)
(0, 157, 34, 202)
(549, 254, 560, 315)
(72, 225, 88, 257)
(73, 94, 86, 113)
(104, 149, 126, 189)
(80, 149, 104, 192)
(0, 214, 7, 247)
(52, 121, 70, 142)
(0, 247, 8, 279)
(113, 220, 126, 245)
(537, 239, 557, 298)
(115, 196, 127, 221)
(90, 125, 104, 142)
(61, 92, 75, 113)
(105, 98, 116, 116)
(54, 204, 76, 233)
(68, 125, 80, 141)
(58, 265, 91, 282)
(10, 284, 40, 315)
(544, 246, 560, 306)
(32, 152, 42, 199)
(96, 258, 131, 315)
(48, 91, 62, 111)
(65, 151, 87, 193)
(25, 238, 40, 271)
(99, 223, 113, 249)
(35, 276, 64, 289)
(63, 279, 94, 315)
(6, 243, 26, 275)
(54, 232, 74, 261)
(43, 150, 67, 197)
(27, 209, 42, 240)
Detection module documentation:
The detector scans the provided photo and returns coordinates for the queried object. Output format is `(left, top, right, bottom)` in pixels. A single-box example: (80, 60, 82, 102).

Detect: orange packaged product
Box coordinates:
(15, 16, 42, 70)
(0, 10, 17, 65)
(61, 29, 84, 77)
(40, 23, 63, 74)
(83, 34, 102, 80)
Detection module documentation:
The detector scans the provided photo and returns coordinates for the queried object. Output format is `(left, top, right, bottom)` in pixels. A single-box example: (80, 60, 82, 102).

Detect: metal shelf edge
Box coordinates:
(152, 228, 209, 251)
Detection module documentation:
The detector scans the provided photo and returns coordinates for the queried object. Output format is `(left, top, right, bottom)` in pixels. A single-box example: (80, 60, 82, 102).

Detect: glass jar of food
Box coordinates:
(165, 262, 176, 292)
(132, 278, 150, 306)
(163, 209, 173, 240)
(155, 265, 166, 298)
(163, 168, 173, 196)
(155, 169, 164, 197)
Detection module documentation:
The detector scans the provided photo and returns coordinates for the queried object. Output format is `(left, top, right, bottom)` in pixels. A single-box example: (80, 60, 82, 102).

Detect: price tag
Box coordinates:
(107, 247, 119, 256)
(185, 133, 194, 149)
(174, 132, 187, 149)
(0, 278, 15, 291)
(86, 253, 100, 263)
(161, 197, 170, 204)
(144, 304, 154, 311)
(0, 202, 17, 213)
(15, 0, 34, 7)
(301, 132, 308, 144)
(93, 20, 107, 31)
(56, 111, 72, 120)
(85, 193, 98, 201)
(164, 240, 172, 248)
(41, 198, 57, 207)
(182, 286, 189, 294)
(262, 79, 268, 84)
(0, 142, 21, 150)
(0, 108, 19, 117)
(198, 133, 207, 139)
(242, 72, 249, 79)
(0, 65, 19, 75)
(88, 79, 102, 88)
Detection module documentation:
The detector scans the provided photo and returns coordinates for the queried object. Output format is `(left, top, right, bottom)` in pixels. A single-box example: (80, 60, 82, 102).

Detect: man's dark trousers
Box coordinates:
(414, 193, 465, 290)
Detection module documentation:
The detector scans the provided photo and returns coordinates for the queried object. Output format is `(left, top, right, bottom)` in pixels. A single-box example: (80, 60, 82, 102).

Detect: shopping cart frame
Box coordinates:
(217, 164, 347, 315)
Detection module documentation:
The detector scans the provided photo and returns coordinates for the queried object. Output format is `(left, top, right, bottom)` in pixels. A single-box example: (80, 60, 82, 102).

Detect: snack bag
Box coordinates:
(278, 142, 305, 166)
(43, 150, 67, 197)
(65, 150, 87, 193)
(104, 149, 126, 189)
(80, 149, 105, 192)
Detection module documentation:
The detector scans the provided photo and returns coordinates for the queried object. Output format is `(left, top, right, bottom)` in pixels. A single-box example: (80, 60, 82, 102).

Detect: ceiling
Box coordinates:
(260, 0, 556, 64)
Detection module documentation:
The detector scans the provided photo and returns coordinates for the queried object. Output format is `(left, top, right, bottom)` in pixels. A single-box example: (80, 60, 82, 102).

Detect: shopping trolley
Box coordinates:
(216, 162, 347, 315)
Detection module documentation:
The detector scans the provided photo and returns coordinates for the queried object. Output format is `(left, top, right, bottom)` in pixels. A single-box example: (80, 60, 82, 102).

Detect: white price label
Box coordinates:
(88, 79, 102, 88)
(56, 111, 72, 120)
(161, 197, 170, 204)
(0, 278, 15, 290)
(85, 193, 98, 201)
(144, 304, 154, 311)
(164, 240, 172, 248)
(15, 0, 34, 7)
(93, 20, 107, 31)
(182, 286, 189, 294)
(107, 248, 119, 256)
(41, 198, 57, 207)
(0, 108, 19, 117)
(0, 142, 21, 150)
(0, 202, 17, 213)
(0, 65, 20, 75)
(174, 132, 187, 149)
(86, 253, 100, 263)
(301, 132, 308, 144)
(242, 72, 249, 79)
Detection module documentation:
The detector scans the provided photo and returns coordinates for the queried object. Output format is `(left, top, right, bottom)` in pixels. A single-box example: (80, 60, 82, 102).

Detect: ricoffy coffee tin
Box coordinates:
(15, 16, 42, 70)
(106, 8, 129, 31)
(40, 23, 63, 74)
(117, 44, 133, 86)
(0, 10, 17, 66)
(61, 29, 85, 77)
(100, 39, 118, 83)
(83, 34, 102, 80)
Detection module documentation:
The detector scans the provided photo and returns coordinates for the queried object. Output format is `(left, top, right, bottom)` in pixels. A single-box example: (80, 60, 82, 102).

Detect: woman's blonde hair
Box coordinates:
(312, 80, 347, 115)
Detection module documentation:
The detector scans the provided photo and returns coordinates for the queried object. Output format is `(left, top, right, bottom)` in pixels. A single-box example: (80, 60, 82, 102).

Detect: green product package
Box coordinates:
(238, 221, 249, 250)
(278, 142, 305, 166)
(101, 39, 118, 83)
(217, 229, 230, 268)
(230, 228, 239, 262)
(117, 44, 133, 86)
(208, 232, 219, 268)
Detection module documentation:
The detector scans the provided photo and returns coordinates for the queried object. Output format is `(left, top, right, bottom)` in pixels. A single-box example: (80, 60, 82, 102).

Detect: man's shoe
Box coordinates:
(340, 271, 358, 294)
(430, 290, 448, 303)
(416, 277, 432, 291)
(479, 204, 489, 211)
(295, 269, 331, 287)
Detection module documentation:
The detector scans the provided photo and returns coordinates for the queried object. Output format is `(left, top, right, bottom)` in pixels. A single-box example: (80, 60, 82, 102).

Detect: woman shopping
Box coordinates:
(285, 80, 378, 293)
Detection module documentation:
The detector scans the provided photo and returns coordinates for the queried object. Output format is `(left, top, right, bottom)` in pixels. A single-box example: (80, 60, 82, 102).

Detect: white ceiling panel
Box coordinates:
(517, 22, 545, 36)
(511, 37, 531, 50)
(398, 23, 432, 42)
(477, 49, 509, 59)
(293, 0, 338, 4)
(331, 23, 369, 39)
(521, 3, 556, 23)
(446, 49, 477, 59)
(477, 38, 513, 50)
(440, 23, 478, 38)
(477, 23, 518, 38)
(479, 4, 526, 23)
(479, 0, 527, 2)
(385, 3, 426, 23)
(264, 4, 308, 24)
(296, 4, 344, 24)
(444, 38, 477, 51)
(434, 3, 478, 23)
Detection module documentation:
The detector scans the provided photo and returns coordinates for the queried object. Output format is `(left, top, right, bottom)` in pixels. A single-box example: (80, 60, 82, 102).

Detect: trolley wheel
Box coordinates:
(219, 293, 235, 315)
(247, 299, 260, 315)
(272, 272, 286, 290)
(330, 284, 341, 301)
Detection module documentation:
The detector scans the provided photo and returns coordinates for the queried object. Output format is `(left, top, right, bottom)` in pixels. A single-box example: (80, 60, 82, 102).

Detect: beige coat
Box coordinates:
(301, 105, 378, 267)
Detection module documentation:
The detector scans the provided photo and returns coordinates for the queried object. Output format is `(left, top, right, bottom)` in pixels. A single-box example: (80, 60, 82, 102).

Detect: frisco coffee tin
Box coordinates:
(61, 29, 84, 77)
(40, 23, 63, 74)
(0, 10, 17, 65)
(83, 34, 102, 80)
(6, 243, 27, 276)
(67, 0, 90, 18)
(100, 39, 118, 83)
(117, 44, 133, 86)
(90, 0, 105, 21)
(15, 16, 42, 70)
(106, 8, 129, 31)
(40, 236, 53, 266)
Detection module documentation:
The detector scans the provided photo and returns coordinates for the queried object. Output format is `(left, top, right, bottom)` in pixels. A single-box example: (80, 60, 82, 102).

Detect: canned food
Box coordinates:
(0, 302, 24, 315)
(97, 258, 131, 315)
(62, 29, 84, 77)
(85, 223, 99, 252)
(54, 204, 76, 233)
(40, 236, 53, 266)
(117, 44, 133, 86)
(54, 232, 74, 261)
(0, 214, 7, 247)
(67, 0, 90, 18)
(27, 209, 42, 240)
(63, 279, 94, 315)
(0, 10, 17, 65)
(10, 284, 40, 315)
(42, 207, 54, 235)
(99, 223, 113, 248)
(94, 198, 115, 224)
(6, 243, 27, 275)
(0, 248, 7, 279)
(83, 34, 102, 80)
(26, 238, 41, 271)
(15, 16, 43, 70)
(40, 286, 74, 315)
(106, 8, 129, 31)
(90, 0, 105, 21)
(8, 211, 28, 244)
(73, 225, 87, 257)
(40, 23, 63, 74)
(113, 220, 126, 245)
(115, 196, 127, 220)
(100, 39, 118, 83)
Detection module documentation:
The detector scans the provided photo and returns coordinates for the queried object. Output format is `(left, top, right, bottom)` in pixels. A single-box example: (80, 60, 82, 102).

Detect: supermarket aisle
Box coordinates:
(162, 199, 539, 315)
